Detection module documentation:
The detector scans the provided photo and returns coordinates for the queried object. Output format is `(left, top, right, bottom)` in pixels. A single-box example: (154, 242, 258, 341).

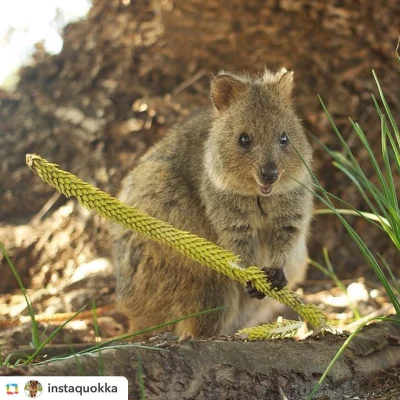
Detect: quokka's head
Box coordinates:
(204, 68, 312, 197)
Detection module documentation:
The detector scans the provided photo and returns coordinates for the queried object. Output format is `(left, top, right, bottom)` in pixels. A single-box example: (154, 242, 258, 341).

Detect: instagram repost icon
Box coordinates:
(6, 383, 19, 395)
(24, 381, 42, 398)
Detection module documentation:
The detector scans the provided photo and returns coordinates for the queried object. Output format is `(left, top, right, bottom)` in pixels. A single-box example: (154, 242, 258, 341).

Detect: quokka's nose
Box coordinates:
(260, 162, 279, 184)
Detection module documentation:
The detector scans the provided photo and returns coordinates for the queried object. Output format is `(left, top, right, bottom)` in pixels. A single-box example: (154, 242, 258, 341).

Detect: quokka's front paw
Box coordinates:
(263, 267, 288, 290)
(246, 267, 288, 300)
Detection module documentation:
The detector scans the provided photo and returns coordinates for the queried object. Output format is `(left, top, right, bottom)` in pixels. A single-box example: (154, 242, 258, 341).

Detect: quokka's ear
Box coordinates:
(262, 67, 294, 102)
(211, 74, 246, 111)
(277, 68, 294, 101)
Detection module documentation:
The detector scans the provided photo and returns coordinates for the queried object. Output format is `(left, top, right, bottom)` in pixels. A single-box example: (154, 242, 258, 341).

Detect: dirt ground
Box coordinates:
(0, 0, 400, 398)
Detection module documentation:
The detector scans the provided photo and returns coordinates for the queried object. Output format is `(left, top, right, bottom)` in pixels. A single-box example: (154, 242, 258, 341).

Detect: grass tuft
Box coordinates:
(309, 69, 400, 314)
(307, 64, 400, 398)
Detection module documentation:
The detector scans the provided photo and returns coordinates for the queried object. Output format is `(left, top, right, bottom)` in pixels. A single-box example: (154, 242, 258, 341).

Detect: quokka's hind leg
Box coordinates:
(118, 276, 238, 339)
(174, 308, 227, 338)
(174, 280, 242, 338)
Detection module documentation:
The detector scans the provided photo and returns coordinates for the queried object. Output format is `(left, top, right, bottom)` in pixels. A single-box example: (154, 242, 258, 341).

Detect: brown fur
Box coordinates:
(111, 68, 313, 337)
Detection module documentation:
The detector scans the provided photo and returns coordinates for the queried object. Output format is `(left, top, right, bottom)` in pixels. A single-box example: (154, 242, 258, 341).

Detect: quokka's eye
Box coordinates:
(279, 132, 289, 147)
(239, 133, 252, 148)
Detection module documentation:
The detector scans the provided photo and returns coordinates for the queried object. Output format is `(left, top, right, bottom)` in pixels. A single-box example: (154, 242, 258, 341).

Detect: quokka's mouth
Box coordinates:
(257, 182, 273, 196)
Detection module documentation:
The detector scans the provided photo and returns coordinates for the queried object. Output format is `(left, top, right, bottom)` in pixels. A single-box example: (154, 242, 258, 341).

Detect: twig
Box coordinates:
(171, 69, 206, 97)
(31, 191, 61, 224)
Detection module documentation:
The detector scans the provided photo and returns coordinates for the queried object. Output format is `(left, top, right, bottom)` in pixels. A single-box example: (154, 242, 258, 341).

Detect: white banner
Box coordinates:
(0, 376, 128, 399)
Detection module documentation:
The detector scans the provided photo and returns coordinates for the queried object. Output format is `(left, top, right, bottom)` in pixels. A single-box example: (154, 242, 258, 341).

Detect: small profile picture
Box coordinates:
(24, 380, 43, 398)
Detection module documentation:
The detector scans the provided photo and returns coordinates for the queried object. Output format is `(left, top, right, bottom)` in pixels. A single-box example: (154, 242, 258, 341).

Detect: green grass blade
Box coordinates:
(0, 241, 41, 348)
(23, 305, 87, 365)
(91, 302, 104, 376)
(397, 40, 400, 64)
(381, 117, 399, 212)
(318, 97, 362, 169)
(372, 70, 400, 149)
(378, 254, 400, 296)
(137, 355, 146, 400)
(69, 346, 86, 375)
(1, 352, 30, 367)
(348, 119, 391, 202)
(311, 181, 386, 233)
(380, 117, 400, 247)
(308, 254, 345, 293)
(313, 209, 389, 228)
(75, 306, 226, 357)
(33, 344, 167, 366)
(371, 94, 400, 161)
(332, 159, 390, 224)
(308, 316, 390, 399)
(309, 250, 361, 320)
